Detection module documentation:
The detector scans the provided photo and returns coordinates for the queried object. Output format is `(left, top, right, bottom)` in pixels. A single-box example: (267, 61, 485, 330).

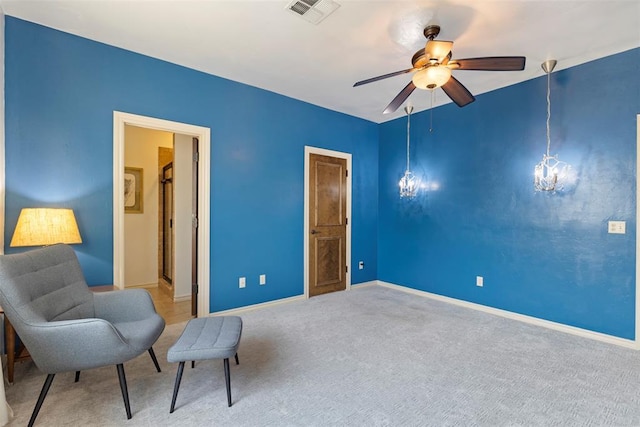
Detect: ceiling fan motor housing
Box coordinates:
(423, 25, 441, 40)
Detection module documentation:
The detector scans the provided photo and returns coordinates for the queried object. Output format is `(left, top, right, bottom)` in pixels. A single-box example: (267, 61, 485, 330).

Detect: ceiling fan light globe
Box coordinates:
(424, 40, 454, 63)
(412, 66, 452, 90)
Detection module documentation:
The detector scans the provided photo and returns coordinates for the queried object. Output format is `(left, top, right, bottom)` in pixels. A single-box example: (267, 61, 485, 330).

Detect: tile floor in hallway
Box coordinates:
(145, 286, 193, 325)
(92, 284, 193, 325)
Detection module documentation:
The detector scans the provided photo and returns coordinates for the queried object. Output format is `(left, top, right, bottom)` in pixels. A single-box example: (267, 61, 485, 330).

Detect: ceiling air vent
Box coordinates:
(286, 0, 340, 25)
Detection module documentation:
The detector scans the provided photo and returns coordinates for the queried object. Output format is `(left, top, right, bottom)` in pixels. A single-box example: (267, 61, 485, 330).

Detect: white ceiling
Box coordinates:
(1, 0, 638, 123)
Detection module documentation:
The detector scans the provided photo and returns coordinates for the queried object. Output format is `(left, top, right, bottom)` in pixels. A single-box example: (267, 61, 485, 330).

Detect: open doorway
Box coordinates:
(120, 126, 194, 322)
(113, 112, 211, 317)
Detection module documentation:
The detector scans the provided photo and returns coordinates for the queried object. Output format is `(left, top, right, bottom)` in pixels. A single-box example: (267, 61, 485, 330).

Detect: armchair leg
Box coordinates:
(148, 347, 161, 372)
(224, 358, 232, 407)
(75, 371, 80, 382)
(116, 364, 132, 420)
(28, 373, 55, 427)
(170, 361, 185, 413)
(235, 353, 239, 365)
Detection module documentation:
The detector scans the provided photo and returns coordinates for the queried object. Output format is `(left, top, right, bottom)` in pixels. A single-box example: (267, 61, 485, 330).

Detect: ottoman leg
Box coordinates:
(224, 358, 232, 407)
(235, 353, 239, 365)
(170, 362, 185, 413)
(148, 347, 162, 373)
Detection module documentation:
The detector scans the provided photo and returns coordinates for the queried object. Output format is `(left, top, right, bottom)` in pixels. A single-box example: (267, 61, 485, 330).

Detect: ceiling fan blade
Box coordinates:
(354, 68, 418, 87)
(453, 56, 526, 71)
(441, 76, 475, 107)
(383, 81, 416, 114)
(425, 40, 453, 62)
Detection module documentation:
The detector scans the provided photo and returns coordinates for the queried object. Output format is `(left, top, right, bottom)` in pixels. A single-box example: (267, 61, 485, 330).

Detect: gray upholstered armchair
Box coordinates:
(0, 244, 165, 426)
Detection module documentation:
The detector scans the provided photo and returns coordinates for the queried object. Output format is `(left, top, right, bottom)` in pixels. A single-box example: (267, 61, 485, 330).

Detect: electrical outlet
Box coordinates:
(358, 261, 364, 270)
(259, 274, 266, 285)
(239, 277, 246, 288)
(476, 276, 483, 287)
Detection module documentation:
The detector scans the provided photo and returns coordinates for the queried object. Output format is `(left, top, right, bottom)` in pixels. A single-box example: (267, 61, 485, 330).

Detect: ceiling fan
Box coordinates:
(354, 25, 526, 114)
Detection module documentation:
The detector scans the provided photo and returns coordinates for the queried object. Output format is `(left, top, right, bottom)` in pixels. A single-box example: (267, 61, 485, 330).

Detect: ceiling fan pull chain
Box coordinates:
(430, 89, 435, 133)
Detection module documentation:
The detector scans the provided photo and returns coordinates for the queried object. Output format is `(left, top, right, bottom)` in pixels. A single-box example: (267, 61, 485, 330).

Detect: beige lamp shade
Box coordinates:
(10, 208, 82, 247)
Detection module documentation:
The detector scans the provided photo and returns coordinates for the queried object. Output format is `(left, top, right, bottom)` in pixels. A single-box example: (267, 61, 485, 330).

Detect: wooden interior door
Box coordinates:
(161, 162, 173, 285)
(308, 153, 347, 297)
(191, 137, 199, 316)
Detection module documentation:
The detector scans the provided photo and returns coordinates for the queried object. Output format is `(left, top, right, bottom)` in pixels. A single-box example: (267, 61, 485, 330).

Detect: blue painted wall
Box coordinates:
(379, 48, 639, 339)
(5, 16, 640, 339)
(4, 17, 379, 311)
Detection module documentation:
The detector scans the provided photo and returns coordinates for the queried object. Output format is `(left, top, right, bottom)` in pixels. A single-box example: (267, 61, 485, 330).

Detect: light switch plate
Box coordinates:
(608, 221, 626, 234)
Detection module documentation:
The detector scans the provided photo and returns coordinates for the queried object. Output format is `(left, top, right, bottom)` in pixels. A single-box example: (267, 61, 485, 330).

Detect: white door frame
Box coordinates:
(113, 111, 211, 317)
(303, 146, 352, 298)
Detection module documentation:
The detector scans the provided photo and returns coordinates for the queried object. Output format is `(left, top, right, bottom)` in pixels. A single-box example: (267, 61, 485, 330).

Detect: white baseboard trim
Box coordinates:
(208, 294, 307, 317)
(351, 280, 378, 288)
(375, 280, 639, 350)
(174, 294, 191, 303)
(125, 283, 157, 289)
(209, 282, 373, 317)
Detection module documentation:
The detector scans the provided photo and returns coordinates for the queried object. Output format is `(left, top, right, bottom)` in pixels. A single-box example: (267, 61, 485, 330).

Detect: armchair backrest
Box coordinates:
(0, 244, 95, 334)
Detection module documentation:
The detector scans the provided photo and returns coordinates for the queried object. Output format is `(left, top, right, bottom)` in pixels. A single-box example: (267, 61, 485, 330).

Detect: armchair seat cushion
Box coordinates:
(112, 315, 165, 352)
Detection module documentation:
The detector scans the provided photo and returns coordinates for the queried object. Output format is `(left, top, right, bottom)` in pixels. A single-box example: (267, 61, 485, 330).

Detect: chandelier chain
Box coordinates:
(546, 68, 551, 158)
(406, 107, 411, 171)
(399, 105, 419, 198)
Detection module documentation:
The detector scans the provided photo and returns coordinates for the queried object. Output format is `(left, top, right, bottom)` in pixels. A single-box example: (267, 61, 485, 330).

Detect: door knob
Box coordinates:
(310, 229, 321, 234)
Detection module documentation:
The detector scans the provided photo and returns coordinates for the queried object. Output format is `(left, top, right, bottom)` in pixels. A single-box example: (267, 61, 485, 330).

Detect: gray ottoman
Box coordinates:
(167, 316, 243, 412)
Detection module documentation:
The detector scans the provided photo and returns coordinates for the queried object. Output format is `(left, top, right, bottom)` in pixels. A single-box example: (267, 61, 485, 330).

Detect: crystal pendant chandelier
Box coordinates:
(534, 59, 570, 192)
(399, 105, 420, 198)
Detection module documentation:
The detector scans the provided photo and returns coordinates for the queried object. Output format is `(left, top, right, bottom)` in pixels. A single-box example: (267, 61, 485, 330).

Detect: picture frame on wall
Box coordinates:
(124, 167, 143, 214)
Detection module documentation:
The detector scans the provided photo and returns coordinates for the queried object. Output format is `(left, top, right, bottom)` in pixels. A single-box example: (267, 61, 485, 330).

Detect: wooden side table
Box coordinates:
(2, 309, 30, 384)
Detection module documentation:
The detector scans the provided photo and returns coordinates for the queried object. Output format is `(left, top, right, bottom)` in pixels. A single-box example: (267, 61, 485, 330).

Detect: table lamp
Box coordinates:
(10, 208, 82, 247)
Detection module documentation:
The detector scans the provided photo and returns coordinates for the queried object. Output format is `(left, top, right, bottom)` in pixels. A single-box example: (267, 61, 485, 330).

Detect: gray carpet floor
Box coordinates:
(4, 285, 640, 426)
